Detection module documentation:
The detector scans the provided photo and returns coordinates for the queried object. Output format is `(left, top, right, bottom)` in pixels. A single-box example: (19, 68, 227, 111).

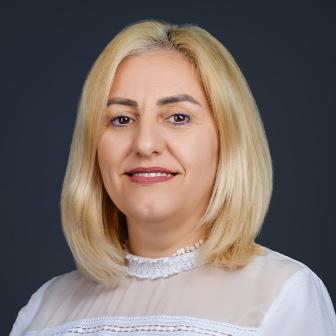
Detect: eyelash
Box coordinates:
(110, 113, 191, 128)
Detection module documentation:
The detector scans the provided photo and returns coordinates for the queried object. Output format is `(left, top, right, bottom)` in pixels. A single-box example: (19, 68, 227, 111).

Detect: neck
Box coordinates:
(124, 215, 207, 258)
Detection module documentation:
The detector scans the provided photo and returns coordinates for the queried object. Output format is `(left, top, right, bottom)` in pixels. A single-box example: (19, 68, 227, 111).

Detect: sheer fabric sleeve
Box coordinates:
(258, 267, 336, 335)
(9, 275, 59, 336)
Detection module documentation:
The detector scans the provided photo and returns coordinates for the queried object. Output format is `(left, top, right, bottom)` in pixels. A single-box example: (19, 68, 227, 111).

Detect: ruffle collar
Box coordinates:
(123, 245, 205, 280)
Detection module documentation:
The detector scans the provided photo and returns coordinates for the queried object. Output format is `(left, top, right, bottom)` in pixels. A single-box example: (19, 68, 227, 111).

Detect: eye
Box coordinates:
(110, 113, 191, 128)
(110, 115, 134, 128)
(167, 113, 191, 126)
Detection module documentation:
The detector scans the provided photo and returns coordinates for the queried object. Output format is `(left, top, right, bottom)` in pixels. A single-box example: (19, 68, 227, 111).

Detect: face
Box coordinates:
(97, 49, 219, 229)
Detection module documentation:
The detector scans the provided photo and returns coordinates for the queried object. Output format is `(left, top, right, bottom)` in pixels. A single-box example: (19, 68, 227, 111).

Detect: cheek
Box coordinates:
(97, 135, 120, 180)
(179, 129, 218, 176)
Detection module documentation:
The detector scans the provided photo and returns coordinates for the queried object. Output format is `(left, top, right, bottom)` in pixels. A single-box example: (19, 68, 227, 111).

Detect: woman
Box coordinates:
(10, 19, 336, 335)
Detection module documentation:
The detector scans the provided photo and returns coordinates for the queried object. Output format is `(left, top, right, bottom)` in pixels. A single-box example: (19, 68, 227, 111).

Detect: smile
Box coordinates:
(126, 172, 178, 184)
(131, 172, 175, 177)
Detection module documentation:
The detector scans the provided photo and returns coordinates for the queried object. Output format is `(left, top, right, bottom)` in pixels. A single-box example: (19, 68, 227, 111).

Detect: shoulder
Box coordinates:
(240, 243, 332, 287)
(196, 244, 335, 329)
(29, 269, 86, 310)
(252, 244, 309, 273)
(254, 245, 336, 334)
(250, 245, 331, 307)
(37, 269, 86, 297)
(199, 244, 324, 297)
(222, 244, 315, 301)
(10, 270, 82, 336)
(254, 244, 335, 295)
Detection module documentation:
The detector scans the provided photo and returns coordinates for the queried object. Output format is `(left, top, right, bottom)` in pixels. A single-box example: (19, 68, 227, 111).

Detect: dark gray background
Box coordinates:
(2, 1, 335, 334)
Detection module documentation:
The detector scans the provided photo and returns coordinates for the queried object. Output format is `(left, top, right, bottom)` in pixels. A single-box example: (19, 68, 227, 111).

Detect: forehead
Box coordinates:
(109, 49, 203, 97)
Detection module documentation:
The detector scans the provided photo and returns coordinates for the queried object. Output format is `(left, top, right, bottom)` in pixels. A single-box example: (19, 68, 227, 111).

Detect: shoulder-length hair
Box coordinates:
(61, 18, 273, 287)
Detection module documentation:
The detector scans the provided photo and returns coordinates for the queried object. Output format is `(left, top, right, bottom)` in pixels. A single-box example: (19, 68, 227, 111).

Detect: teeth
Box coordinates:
(131, 172, 174, 177)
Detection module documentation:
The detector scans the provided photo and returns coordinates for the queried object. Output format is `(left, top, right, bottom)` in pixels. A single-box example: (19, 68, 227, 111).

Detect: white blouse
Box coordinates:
(10, 244, 336, 336)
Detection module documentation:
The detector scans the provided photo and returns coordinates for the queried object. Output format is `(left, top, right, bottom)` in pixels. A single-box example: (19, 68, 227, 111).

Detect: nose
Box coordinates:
(132, 116, 164, 158)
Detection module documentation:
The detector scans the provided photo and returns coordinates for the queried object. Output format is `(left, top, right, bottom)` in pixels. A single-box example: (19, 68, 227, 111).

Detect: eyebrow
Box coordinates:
(106, 94, 201, 107)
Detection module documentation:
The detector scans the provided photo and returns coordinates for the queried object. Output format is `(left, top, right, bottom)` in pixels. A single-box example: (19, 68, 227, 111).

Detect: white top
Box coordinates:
(10, 244, 336, 336)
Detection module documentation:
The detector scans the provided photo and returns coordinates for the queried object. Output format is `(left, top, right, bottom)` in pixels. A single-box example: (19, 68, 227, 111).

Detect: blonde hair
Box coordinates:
(60, 18, 273, 287)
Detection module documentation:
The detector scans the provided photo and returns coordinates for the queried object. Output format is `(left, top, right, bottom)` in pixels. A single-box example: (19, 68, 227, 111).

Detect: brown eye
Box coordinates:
(110, 115, 133, 128)
(168, 113, 191, 126)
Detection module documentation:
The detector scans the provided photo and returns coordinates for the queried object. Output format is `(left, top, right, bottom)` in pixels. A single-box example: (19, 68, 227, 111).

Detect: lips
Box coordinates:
(126, 166, 178, 175)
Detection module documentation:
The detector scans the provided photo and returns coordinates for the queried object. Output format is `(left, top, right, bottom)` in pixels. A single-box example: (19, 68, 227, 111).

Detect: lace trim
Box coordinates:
(26, 315, 257, 336)
(123, 246, 205, 279)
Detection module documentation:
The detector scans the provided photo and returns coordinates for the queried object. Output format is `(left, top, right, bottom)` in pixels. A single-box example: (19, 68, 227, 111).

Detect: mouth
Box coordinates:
(125, 172, 179, 185)
(125, 172, 178, 177)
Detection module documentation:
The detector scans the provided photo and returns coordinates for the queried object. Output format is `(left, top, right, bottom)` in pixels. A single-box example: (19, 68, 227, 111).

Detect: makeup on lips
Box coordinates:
(125, 166, 179, 184)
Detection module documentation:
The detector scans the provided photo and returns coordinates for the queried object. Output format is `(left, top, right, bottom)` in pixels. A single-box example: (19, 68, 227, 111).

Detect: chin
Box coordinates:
(129, 205, 179, 222)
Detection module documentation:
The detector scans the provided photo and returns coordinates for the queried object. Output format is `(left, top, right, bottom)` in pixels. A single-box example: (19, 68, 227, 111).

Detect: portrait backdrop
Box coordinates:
(2, 1, 335, 334)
